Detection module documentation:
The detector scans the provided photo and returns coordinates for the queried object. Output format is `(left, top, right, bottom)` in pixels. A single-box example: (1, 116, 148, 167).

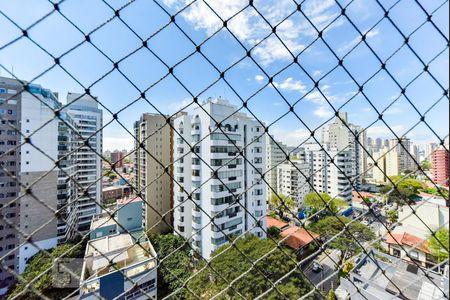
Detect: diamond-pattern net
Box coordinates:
(0, 0, 448, 299)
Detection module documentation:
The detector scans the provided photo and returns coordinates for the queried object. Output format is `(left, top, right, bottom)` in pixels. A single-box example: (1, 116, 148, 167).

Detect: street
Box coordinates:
(303, 249, 341, 294)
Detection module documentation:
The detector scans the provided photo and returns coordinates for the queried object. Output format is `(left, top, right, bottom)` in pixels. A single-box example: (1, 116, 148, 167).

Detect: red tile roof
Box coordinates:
(267, 216, 288, 229)
(280, 226, 319, 250)
(385, 232, 430, 254)
(117, 195, 142, 205)
(352, 191, 375, 199)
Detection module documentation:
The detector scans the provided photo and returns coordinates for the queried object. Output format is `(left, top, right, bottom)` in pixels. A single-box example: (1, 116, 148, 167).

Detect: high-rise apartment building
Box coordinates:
(431, 148, 449, 186)
(425, 142, 438, 161)
(64, 93, 103, 232)
(302, 143, 353, 201)
(111, 151, 124, 168)
(276, 161, 311, 209)
(0, 78, 64, 283)
(173, 99, 267, 259)
(370, 137, 416, 183)
(133, 113, 173, 234)
(266, 136, 288, 198)
(321, 112, 367, 189)
(0, 78, 103, 290)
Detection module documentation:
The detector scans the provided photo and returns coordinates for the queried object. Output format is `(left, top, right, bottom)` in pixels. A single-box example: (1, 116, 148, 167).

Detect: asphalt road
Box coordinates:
(303, 249, 341, 294)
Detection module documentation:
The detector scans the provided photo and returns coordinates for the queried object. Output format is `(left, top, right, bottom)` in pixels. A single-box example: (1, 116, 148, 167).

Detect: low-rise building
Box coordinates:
(80, 233, 157, 300)
(335, 250, 448, 300)
(280, 226, 319, 255)
(102, 185, 131, 204)
(385, 231, 435, 268)
(89, 195, 143, 240)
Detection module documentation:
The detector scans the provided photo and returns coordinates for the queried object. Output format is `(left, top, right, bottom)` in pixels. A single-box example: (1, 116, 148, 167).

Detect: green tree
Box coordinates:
(267, 226, 281, 238)
(150, 234, 193, 298)
(420, 160, 431, 171)
(186, 235, 319, 299)
(386, 210, 398, 224)
(304, 192, 347, 215)
(7, 243, 83, 300)
(307, 216, 375, 255)
(326, 289, 337, 300)
(428, 228, 449, 262)
(269, 193, 296, 217)
(382, 177, 424, 205)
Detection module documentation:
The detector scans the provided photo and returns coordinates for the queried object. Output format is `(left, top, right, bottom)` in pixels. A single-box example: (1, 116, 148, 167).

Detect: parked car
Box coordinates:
(312, 261, 323, 273)
(361, 220, 369, 226)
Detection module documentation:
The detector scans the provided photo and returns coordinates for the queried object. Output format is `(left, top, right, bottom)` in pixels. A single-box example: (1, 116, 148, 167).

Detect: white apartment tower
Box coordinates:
(173, 99, 267, 259)
(64, 93, 103, 232)
(302, 143, 353, 201)
(276, 162, 311, 209)
(266, 136, 288, 199)
(321, 112, 367, 189)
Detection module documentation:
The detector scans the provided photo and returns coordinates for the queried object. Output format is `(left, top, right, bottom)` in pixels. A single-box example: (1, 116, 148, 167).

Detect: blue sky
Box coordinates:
(0, 0, 448, 150)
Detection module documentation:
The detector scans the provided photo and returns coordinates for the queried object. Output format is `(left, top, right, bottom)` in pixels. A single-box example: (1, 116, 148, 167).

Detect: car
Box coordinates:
(312, 261, 323, 273)
(361, 220, 369, 226)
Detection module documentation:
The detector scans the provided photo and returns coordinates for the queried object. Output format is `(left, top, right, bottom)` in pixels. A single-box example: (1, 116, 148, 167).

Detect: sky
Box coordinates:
(0, 0, 448, 150)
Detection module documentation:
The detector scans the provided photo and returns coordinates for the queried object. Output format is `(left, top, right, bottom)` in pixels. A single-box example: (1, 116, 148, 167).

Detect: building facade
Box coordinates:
(302, 143, 353, 201)
(431, 148, 449, 186)
(276, 161, 311, 209)
(173, 99, 267, 258)
(64, 93, 103, 232)
(111, 151, 124, 168)
(321, 111, 367, 189)
(266, 136, 288, 199)
(133, 113, 173, 234)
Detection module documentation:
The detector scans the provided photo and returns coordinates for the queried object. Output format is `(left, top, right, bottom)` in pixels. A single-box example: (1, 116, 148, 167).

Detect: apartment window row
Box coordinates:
(211, 182, 241, 192)
(210, 145, 240, 154)
(210, 133, 241, 141)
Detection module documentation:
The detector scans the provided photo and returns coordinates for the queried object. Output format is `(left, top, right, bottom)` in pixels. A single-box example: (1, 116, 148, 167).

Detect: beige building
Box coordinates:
(134, 113, 173, 234)
(370, 137, 415, 183)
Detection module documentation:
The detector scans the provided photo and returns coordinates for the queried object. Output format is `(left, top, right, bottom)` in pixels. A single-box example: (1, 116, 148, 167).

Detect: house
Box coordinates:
(351, 191, 377, 212)
(385, 231, 436, 268)
(280, 226, 319, 254)
(266, 216, 289, 231)
(80, 233, 157, 299)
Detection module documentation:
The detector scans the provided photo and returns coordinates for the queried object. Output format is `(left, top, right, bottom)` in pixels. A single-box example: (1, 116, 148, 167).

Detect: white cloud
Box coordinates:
(168, 98, 193, 113)
(270, 127, 310, 146)
(337, 28, 380, 53)
(313, 105, 333, 118)
(313, 70, 322, 77)
(164, 0, 345, 65)
(255, 74, 265, 82)
(272, 77, 307, 92)
(362, 107, 372, 112)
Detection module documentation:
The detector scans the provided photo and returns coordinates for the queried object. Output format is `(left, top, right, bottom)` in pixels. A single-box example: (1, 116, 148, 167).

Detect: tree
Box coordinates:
(7, 243, 83, 300)
(382, 177, 424, 205)
(420, 160, 431, 171)
(307, 216, 375, 255)
(185, 235, 319, 299)
(269, 193, 296, 217)
(304, 192, 347, 215)
(326, 289, 337, 300)
(267, 226, 281, 238)
(428, 228, 449, 262)
(386, 210, 398, 224)
(150, 234, 193, 298)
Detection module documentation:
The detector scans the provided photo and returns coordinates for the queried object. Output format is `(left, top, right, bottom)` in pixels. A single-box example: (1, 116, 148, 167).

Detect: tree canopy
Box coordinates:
(307, 216, 375, 255)
(150, 234, 192, 298)
(269, 193, 296, 217)
(304, 192, 347, 215)
(428, 228, 449, 262)
(185, 234, 319, 299)
(7, 243, 83, 300)
(380, 177, 425, 204)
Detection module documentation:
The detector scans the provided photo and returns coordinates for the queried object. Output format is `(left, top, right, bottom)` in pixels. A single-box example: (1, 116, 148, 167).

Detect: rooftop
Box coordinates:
(266, 216, 289, 230)
(90, 213, 116, 231)
(337, 250, 446, 300)
(385, 231, 430, 254)
(81, 232, 156, 282)
(102, 185, 130, 192)
(117, 194, 143, 205)
(280, 226, 319, 250)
